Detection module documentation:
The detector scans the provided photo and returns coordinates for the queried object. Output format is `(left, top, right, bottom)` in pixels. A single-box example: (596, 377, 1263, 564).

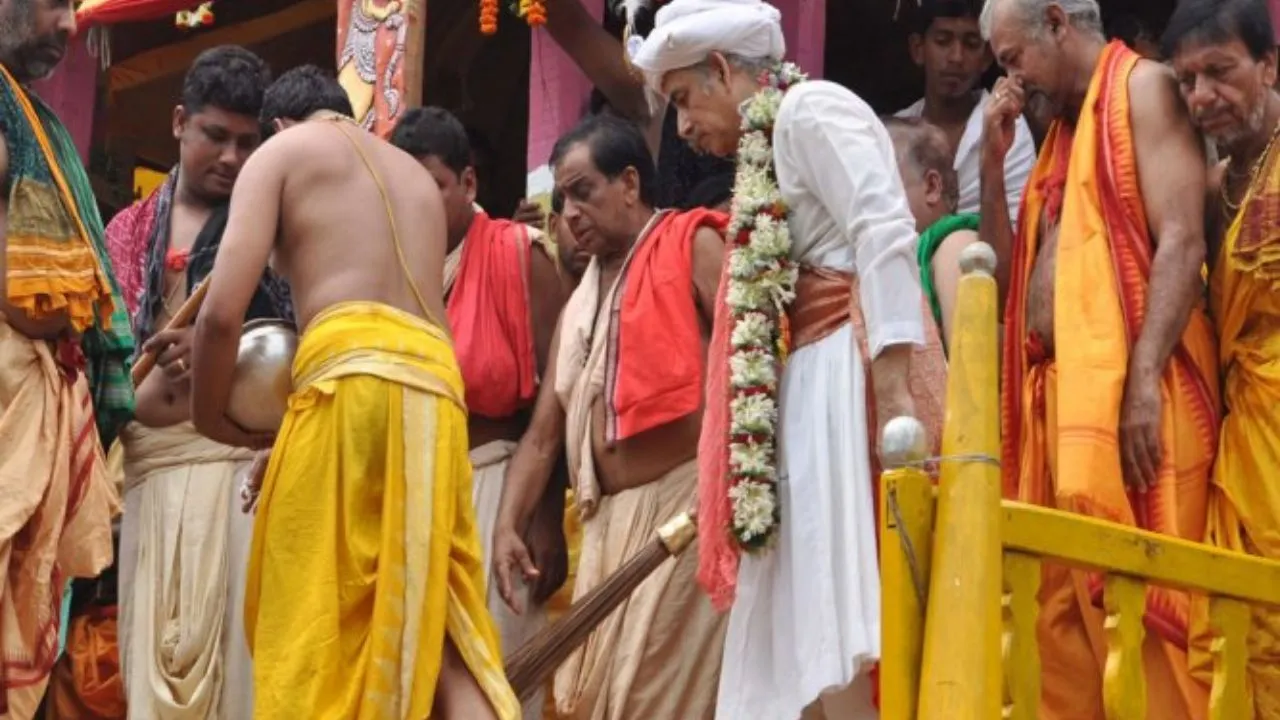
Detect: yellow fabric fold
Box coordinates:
(1191, 201, 1280, 716)
(244, 301, 518, 719)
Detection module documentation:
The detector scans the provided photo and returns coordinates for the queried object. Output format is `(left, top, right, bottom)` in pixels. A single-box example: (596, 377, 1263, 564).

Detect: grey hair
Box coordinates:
(698, 53, 776, 78)
(979, 0, 1103, 40)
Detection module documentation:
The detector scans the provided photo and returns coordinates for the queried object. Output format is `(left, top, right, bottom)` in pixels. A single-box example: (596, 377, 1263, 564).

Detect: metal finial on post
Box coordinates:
(959, 242, 997, 277)
(882, 416, 929, 469)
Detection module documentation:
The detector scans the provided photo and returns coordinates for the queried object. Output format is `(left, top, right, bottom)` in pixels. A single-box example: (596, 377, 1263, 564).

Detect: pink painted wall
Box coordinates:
(526, 0, 826, 172)
(1272, 0, 1280, 44)
(526, 0, 603, 172)
(30, 33, 97, 165)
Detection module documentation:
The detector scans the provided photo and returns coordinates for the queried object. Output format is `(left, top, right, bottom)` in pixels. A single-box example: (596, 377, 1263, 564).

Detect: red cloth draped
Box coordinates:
(606, 208, 726, 442)
(446, 211, 539, 419)
(103, 190, 158, 319)
(76, 0, 202, 28)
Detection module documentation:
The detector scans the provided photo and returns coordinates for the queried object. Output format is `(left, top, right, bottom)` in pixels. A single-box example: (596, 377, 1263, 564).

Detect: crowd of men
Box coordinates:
(1, 0, 1279, 717)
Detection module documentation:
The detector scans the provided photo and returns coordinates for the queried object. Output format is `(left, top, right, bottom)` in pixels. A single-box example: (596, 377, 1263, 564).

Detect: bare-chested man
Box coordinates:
(105, 46, 278, 718)
(980, 0, 1218, 717)
(190, 65, 519, 720)
(491, 114, 728, 719)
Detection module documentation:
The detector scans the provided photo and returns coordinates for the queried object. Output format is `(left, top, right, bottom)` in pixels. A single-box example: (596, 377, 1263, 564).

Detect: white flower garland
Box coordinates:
(725, 62, 806, 550)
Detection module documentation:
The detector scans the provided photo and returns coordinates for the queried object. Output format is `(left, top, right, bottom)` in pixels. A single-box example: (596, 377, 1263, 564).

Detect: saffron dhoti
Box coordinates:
(1191, 143, 1280, 716)
(1002, 42, 1218, 720)
(244, 302, 519, 719)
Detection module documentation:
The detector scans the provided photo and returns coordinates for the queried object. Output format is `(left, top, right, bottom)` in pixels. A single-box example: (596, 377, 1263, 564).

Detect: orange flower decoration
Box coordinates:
(526, 0, 546, 27)
(479, 0, 498, 34)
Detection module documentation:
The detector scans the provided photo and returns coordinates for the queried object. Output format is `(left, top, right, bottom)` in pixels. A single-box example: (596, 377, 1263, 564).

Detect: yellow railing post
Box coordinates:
(879, 416, 935, 720)
(917, 242, 1003, 719)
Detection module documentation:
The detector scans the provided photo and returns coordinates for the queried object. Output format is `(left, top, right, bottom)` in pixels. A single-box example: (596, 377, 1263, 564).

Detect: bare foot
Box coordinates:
(432, 636, 500, 720)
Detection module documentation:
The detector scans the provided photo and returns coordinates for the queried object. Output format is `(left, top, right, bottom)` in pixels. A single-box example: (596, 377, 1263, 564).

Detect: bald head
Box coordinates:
(883, 117, 959, 230)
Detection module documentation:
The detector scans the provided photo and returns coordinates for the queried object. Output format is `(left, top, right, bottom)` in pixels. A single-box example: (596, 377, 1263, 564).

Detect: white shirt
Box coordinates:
(773, 80, 926, 358)
(897, 90, 1036, 226)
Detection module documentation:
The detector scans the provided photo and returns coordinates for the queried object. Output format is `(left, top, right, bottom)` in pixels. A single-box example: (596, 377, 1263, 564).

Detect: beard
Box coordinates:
(1204, 95, 1268, 151)
(0, 0, 66, 84)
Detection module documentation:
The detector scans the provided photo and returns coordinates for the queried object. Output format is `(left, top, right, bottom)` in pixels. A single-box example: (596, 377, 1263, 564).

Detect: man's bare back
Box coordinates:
(266, 117, 449, 331)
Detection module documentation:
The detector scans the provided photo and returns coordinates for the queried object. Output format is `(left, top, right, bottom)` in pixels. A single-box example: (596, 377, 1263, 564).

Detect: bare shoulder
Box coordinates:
(940, 227, 980, 251)
(693, 223, 726, 246)
(691, 224, 726, 298)
(1128, 60, 1191, 131)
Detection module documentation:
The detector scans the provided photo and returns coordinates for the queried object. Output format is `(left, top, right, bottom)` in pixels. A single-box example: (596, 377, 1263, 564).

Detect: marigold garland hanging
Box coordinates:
(524, 0, 547, 28)
(479, 0, 499, 34)
(480, 0, 545, 35)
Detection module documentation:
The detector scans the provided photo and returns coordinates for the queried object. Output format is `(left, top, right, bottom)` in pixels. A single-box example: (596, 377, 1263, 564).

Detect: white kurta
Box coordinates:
(897, 90, 1037, 226)
(715, 80, 926, 720)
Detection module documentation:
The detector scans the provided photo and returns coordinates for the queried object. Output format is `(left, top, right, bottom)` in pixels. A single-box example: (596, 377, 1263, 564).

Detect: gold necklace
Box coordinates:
(1221, 119, 1280, 213)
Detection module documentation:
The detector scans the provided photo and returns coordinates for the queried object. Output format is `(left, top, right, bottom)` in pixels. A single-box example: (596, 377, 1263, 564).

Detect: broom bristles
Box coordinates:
(504, 510, 697, 701)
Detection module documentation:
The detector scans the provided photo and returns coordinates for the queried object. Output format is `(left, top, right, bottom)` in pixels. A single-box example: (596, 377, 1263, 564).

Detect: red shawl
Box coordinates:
(103, 188, 161, 318)
(446, 211, 539, 419)
(606, 208, 727, 442)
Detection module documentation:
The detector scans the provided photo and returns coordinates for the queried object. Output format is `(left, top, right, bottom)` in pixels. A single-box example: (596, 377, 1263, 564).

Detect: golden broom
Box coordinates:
(504, 509, 698, 701)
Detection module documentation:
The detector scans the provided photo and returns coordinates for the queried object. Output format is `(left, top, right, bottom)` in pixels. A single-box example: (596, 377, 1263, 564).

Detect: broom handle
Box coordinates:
(130, 277, 211, 385)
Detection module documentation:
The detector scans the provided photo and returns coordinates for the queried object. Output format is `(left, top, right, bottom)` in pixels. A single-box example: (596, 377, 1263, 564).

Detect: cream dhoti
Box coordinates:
(472, 439, 548, 719)
(551, 228, 729, 719)
(0, 318, 119, 719)
(116, 421, 256, 719)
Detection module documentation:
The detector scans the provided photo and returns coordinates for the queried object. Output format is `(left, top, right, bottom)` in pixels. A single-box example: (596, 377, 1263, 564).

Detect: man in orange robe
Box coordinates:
(391, 107, 566, 717)
(1167, 0, 1280, 714)
(981, 1, 1219, 718)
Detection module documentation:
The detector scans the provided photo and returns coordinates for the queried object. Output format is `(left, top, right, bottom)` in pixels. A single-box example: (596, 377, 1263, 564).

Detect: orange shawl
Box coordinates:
(607, 208, 726, 442)
(1001, 41, 1220, 646)
(446, 212, 539, 419)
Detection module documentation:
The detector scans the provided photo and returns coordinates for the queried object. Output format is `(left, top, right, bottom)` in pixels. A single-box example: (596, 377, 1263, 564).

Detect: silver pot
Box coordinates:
(226, 318, 298, 432)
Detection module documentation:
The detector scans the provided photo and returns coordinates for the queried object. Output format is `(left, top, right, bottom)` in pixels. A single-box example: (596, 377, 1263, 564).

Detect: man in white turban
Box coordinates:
(631, 1, 947, 719)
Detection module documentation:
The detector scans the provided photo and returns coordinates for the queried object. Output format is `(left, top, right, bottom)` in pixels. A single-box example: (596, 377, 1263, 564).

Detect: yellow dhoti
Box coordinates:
(244, 302, 519, 719)
(471, 439, 548, 719)
(0, 317, 118, 719)
(1192, 170, 1280, 717)
(116, 421, 256, 719)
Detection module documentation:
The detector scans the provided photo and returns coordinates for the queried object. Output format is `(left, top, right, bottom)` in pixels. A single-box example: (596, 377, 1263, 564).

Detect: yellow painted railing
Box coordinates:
(879, 242, 1280, 719)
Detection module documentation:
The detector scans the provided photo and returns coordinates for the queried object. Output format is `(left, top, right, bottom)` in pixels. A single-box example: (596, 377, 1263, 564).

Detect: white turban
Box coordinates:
(627, 0, 786, 95)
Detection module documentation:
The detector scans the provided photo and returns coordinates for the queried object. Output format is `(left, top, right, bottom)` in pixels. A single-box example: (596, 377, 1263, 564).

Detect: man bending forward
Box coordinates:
(190, 66, 519, 719)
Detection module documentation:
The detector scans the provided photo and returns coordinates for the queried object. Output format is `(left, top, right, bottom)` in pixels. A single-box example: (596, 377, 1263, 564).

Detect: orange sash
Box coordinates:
(446, 212, 539, 419)
(1000, 41, 1220, 647)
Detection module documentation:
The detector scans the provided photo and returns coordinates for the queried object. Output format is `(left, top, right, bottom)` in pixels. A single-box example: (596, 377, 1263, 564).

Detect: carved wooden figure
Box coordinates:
(336, 0, 426, 137)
